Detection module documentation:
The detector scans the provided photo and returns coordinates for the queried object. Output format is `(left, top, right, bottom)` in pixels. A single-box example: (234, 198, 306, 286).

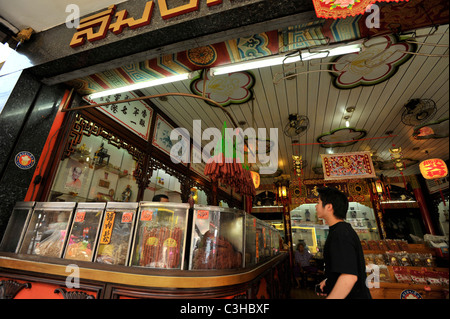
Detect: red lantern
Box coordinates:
(312, 0, 409, 19)
(250, 171, 260, 189)
(419, 158, 448, 180)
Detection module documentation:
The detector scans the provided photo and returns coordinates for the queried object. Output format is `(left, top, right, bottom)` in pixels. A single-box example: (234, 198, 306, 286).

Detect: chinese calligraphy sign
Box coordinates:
(321, 151, 376, 180)
(83, 91, 153, 140)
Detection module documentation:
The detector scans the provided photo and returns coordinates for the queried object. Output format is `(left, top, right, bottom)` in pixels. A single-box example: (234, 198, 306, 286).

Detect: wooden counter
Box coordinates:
(0, 252, 291, 299)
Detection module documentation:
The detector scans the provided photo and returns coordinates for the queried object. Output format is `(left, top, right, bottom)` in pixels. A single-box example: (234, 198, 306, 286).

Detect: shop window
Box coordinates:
(290, 202, 380, 254)
(142, 168, 182, 202)
(49, 134, 138, 203)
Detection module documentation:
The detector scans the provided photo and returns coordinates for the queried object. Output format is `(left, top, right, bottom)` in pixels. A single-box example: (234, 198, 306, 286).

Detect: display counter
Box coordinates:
(363, 240, 449, 299)
(0, 252, 290, 299)
(0, 201, 289, 299)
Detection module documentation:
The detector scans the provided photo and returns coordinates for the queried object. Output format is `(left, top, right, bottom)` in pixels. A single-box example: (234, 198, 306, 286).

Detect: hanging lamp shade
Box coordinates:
(420, 158, 448, 180)
(312, 0, 409, 19)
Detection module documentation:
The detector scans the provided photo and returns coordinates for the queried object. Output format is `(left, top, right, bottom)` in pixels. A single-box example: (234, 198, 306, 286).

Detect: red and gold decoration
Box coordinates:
(420, 158, 448, 206)
(312, 0, 409, 19)
(420, 158, 448, 180)
(321, 151, 376, 180)
(389, 145, 408, 188)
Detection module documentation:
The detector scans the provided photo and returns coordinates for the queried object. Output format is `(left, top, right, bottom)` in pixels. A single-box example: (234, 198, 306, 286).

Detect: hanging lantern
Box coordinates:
(250, 171, 260, 189)
(312, 0, 409, 20)
(420, 158, 448, 180)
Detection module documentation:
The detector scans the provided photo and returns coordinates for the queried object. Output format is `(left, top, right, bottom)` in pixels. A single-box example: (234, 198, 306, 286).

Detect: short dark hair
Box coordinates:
(317, 187, 348, 220)
(152, 194, 169, 202)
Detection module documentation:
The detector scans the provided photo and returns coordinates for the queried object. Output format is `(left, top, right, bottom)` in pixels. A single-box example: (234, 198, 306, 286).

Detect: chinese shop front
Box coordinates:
(1, 0, 449, 300)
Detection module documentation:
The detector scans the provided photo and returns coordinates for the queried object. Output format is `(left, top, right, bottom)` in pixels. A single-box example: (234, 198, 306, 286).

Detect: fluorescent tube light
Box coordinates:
(212, 43, 362, 76)
(88, 73, 191, 99)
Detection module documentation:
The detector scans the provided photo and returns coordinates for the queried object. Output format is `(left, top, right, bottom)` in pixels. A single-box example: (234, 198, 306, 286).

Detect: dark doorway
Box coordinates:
(383, 208, 426, 243)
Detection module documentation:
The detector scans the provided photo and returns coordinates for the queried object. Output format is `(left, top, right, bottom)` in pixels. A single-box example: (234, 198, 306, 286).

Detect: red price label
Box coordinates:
(141, 210, 153, 221)
(197, 210, 209, 219)
(74, 211, 85, 223)
(122, 212, 133, 223)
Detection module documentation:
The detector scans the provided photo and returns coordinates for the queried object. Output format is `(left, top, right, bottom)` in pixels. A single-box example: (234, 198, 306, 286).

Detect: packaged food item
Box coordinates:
(385, 239, 400, 251)
(409, 270, 427, 285)
(423, 253, 436, 267)
(131, 203, 189, 269)
(410, 253, 427, 267)
(393, 266, 412, 283)
(424, 271, 442, 286)
(374, 254, 386, 266)
(368, 240, 380, 251)
(397, 239, 409, 250)
(378, 240, 388, 251)
(365, 254, 374, 265)
(385, 252, 400, 266)
(398, 251, 412, 266)
(437, 271, 449, 287)
(95, 203, 138, 266)
(379, 265, 391, 283)
(361, 240, 369, 250)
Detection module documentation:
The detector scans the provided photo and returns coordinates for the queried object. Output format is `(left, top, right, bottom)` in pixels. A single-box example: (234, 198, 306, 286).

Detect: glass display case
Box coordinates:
(245, 214, 257, 267)
(130, 202, 190, 269)
(94, 202, 138, 266)
(0, 202, 35, 253)
(189, 205, 245, 270)
(63, 202, 106, 262)
(19, 202, 76, 258)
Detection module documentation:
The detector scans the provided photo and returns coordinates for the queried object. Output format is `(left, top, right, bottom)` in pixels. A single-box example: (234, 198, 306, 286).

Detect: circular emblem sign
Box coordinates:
(15, 151, 36, 170)
(400, 289, 423, 299)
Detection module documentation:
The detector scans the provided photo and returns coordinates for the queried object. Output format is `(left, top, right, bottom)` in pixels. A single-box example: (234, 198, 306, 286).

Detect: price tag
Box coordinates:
(141, 210, 153, 221)
(122, 212, 133, 223)
(74, 211, 85, 223)
(197, 210, 209, 219)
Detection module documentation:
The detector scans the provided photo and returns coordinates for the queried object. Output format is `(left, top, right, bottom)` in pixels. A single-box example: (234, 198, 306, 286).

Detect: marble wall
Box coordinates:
(0, 70, 66, 240)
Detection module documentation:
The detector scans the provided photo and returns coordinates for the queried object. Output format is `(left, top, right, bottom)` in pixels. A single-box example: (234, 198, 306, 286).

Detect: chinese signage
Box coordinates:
(70, 0, 225, 48)
(321, 151, 376, 180)
(100, 211, 116, 244)
(420, 158, 448, 180)
(83, 91, 153, 140)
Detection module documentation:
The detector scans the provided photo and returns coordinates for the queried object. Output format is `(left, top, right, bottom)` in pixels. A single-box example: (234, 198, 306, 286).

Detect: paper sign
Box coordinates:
(100, 211, 115, 244)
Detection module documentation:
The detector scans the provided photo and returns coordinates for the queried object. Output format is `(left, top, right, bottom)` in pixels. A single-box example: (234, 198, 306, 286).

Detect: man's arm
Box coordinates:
(325, 274, 357, 299)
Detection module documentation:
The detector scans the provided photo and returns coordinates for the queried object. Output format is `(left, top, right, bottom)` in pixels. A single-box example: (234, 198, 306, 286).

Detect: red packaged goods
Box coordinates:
(393, 266, 412, 284)
(361, 240, 369, 250)
(368, 240, 380, 251)
(192, 231, 243, 269)
(437, 272, 449, 287)
(424, 271, 442, 286)
(410, 270, 427, 285)
(378, 240, 388, 251)
(385, 239, 400, 251)
(397, 239, 409, 250)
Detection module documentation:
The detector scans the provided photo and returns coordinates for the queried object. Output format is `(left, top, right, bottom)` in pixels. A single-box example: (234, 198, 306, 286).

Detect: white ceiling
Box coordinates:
(137, 25, 449, 183)
(0, 0, 127, 32)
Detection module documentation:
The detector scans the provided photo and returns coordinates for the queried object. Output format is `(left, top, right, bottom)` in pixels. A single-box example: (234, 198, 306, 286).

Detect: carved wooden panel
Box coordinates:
(0, 280, 31, 299)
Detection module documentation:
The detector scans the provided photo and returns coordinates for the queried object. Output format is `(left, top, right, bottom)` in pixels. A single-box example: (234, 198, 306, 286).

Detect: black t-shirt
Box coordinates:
(323, 221, 372, 299)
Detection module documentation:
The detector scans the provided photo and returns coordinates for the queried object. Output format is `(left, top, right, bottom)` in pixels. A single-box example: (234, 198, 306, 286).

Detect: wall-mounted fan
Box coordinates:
(283, 114, 309, 137)
(401, 98, 437, 126)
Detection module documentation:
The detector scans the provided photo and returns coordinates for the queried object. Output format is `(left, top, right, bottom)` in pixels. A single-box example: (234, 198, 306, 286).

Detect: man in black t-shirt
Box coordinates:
(316, 187, 372, 299)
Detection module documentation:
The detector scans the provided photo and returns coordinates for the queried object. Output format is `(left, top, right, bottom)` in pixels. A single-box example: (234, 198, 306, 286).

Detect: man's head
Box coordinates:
(316, 187, 348, 221)
(152, 194, 169, 202)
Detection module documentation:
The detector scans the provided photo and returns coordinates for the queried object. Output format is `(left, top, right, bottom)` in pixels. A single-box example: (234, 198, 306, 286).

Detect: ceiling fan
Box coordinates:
(283, 114, 310, 137)
(401, 98, 437, 126)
